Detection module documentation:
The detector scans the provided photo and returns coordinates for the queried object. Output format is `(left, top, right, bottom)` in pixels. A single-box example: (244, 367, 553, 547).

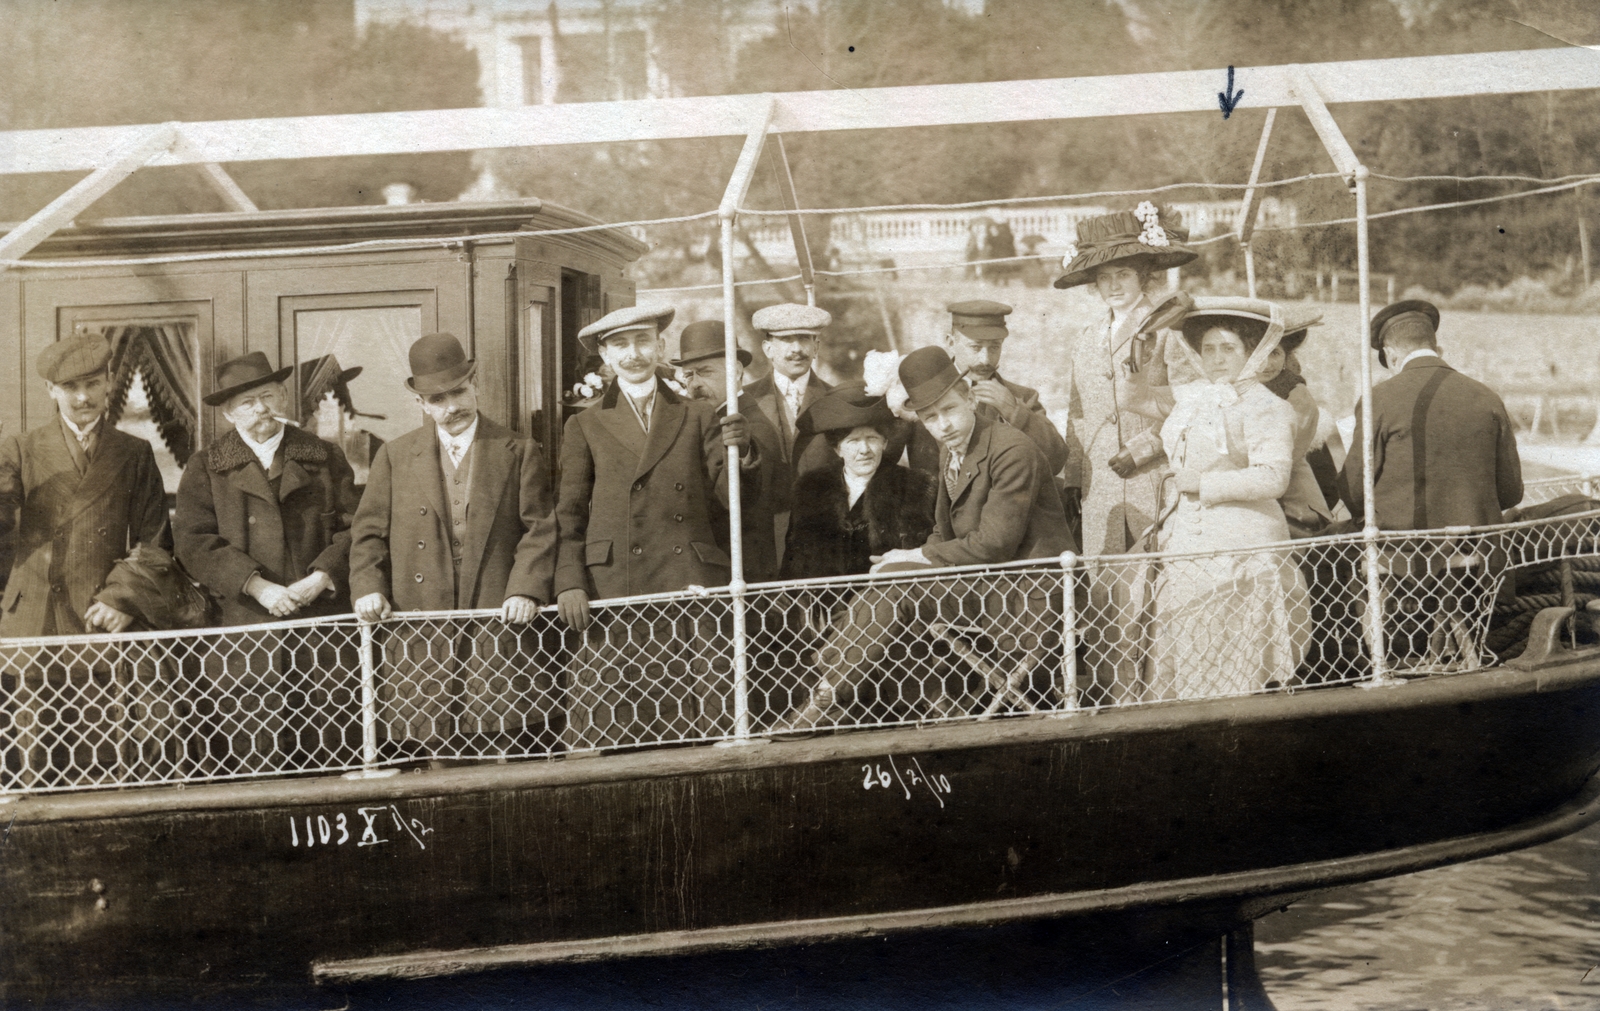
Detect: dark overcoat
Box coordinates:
(744, 369, 833, 464)
(1343, 357, 1522, 530)
(710, 393, 787, 583)
(555, 380, 739, 600)
(923, 417, 1077, 567)
(174, 425, 361, 626)
(781, 461, 936, 580)
(349, 416, 557, 611)
(981, 373, 1071, 476)
(0, 419, 167, 637)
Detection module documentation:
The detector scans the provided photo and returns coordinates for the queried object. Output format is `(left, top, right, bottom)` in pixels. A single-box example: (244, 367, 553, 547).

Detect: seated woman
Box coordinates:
(782, 383, 936, 580)
(1151, 299, 1312, 699)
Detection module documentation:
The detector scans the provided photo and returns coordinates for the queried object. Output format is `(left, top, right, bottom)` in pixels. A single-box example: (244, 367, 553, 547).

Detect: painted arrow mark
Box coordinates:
(1219, 65, 1244, 119)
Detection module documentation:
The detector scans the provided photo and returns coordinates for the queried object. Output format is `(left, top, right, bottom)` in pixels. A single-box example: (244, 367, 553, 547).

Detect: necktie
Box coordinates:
(945, 451, 963, 500)
(783, 382, 803, 429)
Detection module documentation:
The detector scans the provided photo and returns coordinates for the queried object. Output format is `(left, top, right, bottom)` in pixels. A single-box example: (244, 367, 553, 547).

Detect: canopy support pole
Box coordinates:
(1237, 108, 1277, 299)
(770, 133, 817, 306)
(715, 97, 775, 746)
(0, 122, 178, 276)
(1288, 66, 1395, 685)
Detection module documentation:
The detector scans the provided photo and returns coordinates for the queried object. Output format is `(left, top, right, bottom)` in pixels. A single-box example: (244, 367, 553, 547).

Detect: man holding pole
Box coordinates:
(555, 305, 756, 751)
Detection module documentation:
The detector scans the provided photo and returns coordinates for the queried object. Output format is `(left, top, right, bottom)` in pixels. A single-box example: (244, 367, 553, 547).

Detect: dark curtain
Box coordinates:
(104, 323, 198, 467)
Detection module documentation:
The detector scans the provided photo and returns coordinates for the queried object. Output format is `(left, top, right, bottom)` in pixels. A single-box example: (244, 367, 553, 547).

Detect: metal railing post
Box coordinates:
(344, 621, 399, 779)
(1354, 167, 1397, 686)
(1056, 551, 1079, 714)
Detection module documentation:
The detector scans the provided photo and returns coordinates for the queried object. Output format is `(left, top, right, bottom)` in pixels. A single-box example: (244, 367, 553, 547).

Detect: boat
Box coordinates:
(2, 48, 1600, 1008)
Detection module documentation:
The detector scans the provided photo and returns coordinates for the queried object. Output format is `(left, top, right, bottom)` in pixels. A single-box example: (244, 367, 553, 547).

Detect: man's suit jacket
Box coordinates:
(175, 425, 361, 626)
(349, 416, 556, 611)
(556, 380, 741, 600)
(710, 393, 786, 583)
(980, 373, 1070, 476)
(745, 369, 833, 465)
(1342, 356, 1522, 531)
(0, 418, 167, 637)
(922, 417, 1077, 567)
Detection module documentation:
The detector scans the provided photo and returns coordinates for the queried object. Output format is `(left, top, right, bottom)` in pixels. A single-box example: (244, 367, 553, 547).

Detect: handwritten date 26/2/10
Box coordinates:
(861, 756, 953, 807)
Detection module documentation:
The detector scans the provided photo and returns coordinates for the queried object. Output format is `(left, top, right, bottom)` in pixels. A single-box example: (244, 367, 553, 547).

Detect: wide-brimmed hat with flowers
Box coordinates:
(1053, 202, 1198, 289)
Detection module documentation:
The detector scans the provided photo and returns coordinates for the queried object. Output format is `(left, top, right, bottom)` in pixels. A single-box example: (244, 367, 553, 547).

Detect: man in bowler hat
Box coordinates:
(1343, 300, 1522, 531)
(0, 335, 168, 786)
(776, 346, 1074, 730)
(555, 304, 756, 750)
(671, 318, 786, 583)
(349, 333, 558, 756)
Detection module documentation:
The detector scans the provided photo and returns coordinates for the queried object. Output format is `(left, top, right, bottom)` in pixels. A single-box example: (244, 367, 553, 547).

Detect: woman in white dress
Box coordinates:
(1054, 203, 1197, 702)
(1151, 299, 1313, 698)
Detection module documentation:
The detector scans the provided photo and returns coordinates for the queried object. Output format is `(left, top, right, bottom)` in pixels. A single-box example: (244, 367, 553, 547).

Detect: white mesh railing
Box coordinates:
(1521, 473, 1600, 506)
(4, 509, 1600, 796)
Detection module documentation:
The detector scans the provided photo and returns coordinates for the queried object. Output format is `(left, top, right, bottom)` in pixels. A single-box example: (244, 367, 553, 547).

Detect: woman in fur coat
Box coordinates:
(781, 384, 935, 581)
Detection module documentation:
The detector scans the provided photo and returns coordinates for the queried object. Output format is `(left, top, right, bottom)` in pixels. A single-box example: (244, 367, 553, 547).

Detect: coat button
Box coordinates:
(419, 507, 427, 515)
(631, 545, 643, 556)
(674, 514, 684, 522)
(674, 482, 684, 491)
(673, 545, 683, 554)
(632, 480, 644, 492)
(247, 516, 256, 524)
(417, 541, 425, 550)
(415, 574, 425, 582)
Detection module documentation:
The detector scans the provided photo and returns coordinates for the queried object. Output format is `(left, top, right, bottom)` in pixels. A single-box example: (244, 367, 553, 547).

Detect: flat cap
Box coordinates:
(1369, 299, 1439, 368)
(38, 335, 112, 384)
(752, 303, 832, 337)
(947, 299, 1013, 342)
(578, 304, 676, 352)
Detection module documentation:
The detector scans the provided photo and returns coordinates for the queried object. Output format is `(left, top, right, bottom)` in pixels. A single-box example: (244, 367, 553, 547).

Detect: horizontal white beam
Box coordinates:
(0, 48, 1595, 176)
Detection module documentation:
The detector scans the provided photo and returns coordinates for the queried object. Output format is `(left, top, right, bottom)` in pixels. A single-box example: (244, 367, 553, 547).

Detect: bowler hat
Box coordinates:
(1054, 205, 1198, 289)
(947, 300, 1012, 343)
(298, 355, 364, 418)
(37, 335, 112, 385)
(669, 320, 751, 367)
(578, 304, 675, 354)
(1369, 299, 1439, 368)
(797, 382, 896, 436)
(203, 351, 294, 407)
(899, 346, 967, 413)
(406, 333, 475, 396)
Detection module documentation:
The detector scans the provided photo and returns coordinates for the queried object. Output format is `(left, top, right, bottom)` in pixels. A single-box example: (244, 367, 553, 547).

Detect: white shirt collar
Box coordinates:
(617, 375, 658, 401)
(240, 422, 286, 472)
(1400, 348, 1441, 367)
(436, 413, 480, 466)
(843, 469, 870, 508)
(61, 413, 101, 443)
(773, 370, 810, 398)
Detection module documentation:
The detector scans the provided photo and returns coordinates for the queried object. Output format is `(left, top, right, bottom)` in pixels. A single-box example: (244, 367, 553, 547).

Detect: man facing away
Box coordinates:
(555, 304, 755, 751)
(1343, 299, 1522, 531)
(671, 318, 787, 583)
(174, 352, 362, 773)
(350, 333, 557, 757)
(776, 346, 1075, 730)
(0, 335, 168, 787)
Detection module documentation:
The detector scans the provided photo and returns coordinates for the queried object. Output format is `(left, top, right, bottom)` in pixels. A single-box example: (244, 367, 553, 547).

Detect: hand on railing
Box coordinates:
(501, 595, 539, 624)
(83, 601, 133, 634)
(558, 588, 592, 631)
(354, 592, 393, 623)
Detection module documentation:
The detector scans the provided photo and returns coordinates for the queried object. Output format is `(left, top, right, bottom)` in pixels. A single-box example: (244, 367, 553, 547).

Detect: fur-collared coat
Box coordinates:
(781, 462, 936, 580)
(175, 424, 361, 626)
(0, 419, 168, 637)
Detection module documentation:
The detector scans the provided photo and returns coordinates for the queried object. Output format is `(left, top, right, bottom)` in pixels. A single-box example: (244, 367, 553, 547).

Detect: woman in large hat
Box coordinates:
(1053, 203, 1197, 701)
(1148, 298, 1312, 699)
(781, 383, 935, 580)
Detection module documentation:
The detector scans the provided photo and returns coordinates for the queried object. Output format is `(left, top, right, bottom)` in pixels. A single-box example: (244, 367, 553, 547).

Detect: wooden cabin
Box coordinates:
(0, 199, 648, 488)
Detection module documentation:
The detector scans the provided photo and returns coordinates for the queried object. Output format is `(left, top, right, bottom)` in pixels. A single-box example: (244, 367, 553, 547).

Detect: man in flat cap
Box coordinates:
(174, 352, 363, 772)
(671, 319, 786, 582)
(556, 304, 756, 750)
(1343, 300, 1522, 531)
(745, 302, 835, 561)
(350, 332, 558, 758)
(0, 335, 168, 787)
(0, 336, 167, 637)
(776, 346, 1075, 731)
(942, 300, 1069, 476)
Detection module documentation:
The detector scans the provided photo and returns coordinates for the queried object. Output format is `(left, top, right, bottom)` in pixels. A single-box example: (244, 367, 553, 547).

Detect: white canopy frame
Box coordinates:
(4, 46, 1598, 724)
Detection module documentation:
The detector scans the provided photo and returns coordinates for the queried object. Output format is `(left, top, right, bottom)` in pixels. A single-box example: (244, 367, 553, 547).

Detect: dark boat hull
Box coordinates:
(4, 652, 1599, 1004)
